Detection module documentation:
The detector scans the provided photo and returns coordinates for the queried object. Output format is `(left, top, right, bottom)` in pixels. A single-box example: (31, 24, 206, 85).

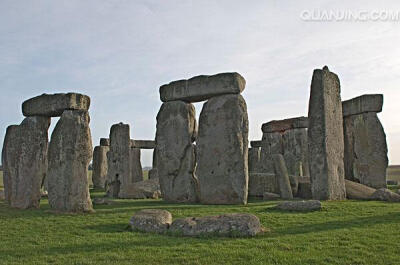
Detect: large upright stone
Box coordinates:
(272, 154, 293, 199)
(92, 145, 109, 189)
(282, 128, 310, 177)
(160, 72, 246, 103)
(308, 66, 346, 200)
(155, 101, 198, 202)
(106, 123, 131, 198)
(248, 147, 261, 173)
(343, 111, 388, 188)
(2, 116, 50, 209)
(197, 94, 249, 204)
(130, 147, 143, 183)
(47, 110, 93, 212)
(259, 132, 282, 174)
(22, 93, 90, 117)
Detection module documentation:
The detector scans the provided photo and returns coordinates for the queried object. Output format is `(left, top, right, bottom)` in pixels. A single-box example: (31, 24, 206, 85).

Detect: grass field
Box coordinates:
(0, 191, 399, 265)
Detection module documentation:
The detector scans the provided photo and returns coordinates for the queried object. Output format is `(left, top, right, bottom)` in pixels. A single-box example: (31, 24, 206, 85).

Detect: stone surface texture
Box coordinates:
(345, 179, 376, 200)
(118, 178, 161, 199)
(248, 173, 279, 197)
(130, 209, 172, 233)
(370, 188, 400, 202)
(130, 140, 156, 149)
(272, 154, 293, 200)
(92, 145, 109, 189)
(276, 200, 322, 211)
(342, 94, 383, 117)
(130, 147, 143, 183)
(262, 116, 308, 133)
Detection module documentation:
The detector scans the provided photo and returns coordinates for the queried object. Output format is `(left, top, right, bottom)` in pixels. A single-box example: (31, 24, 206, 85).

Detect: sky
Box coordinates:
(1, 0, 400, 166)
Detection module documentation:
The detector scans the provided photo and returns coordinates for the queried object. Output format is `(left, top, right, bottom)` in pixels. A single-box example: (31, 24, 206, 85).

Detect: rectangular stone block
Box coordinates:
(248, 173, 278, 197)
(342, 94, 383, 117)
(159, 72, 245, 103)
(262, 116, 308, 133)
(250, 140, 262, 148)
(130, 140, 156, 149)
(22, 93, 90, 117)
(308, 66, 346, 200)
(100, 138, 110, 146)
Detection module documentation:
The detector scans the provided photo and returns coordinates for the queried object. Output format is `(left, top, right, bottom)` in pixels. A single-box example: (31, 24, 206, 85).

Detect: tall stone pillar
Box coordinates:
(92, 139, 109, 189)
(48, 110, 93, 212)
(308, 66, 346, 200)
(342, 94, 388, 189)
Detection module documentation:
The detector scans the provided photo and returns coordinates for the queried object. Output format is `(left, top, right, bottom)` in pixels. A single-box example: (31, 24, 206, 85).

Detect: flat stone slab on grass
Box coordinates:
(22, 93, 90, 117)
(276, 200, 322, 211)
(160, 72, 246, 103)
(130, 209, 172, 234)
(345, 180, 376, 200)
(342, 94, 383, 117)
(370, 188, 400, 202)
(169, 213, 263, 237)
(262, 116, 308, 133)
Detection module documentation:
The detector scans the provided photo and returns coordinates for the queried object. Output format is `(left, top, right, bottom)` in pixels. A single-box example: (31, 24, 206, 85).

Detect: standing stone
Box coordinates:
(106, 123, 131, 198)
(155, 101, 198, 202)
(259, 132, 282, 174)
(248, 147, 261, 173)
(130, 147, 143, 183)
(248, 173, 279, 197)
(92, 145, 109, 189)
(197, 94, 249, 204)
(148, 149, 158, 179)
(308, 66, 346, 200)
(272, 154, 293, 199)
(342, 95, 388, 189)
(100, 138, 110, 146)
(282, 128, 310, 177)
(2, 117, 50, 209)
(47, 110, 93, 212)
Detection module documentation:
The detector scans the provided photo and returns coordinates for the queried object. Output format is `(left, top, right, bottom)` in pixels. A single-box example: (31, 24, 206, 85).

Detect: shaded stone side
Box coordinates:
(106, 123, 131, 198)
(248, 173, 279, 197)
(272, 154, 293, 199)
(197, 94, 248, 204)
(262, 116, 308, 133)
(155, 101, 198, 202)
(47, 110, 93, 212)
(2, 117, 50, 209)
(282, 128, 310, 177)
(259, 132, 282, 174)
(308, 66, 346, 200)
(343, 112, 388, 189)
(130, 147, 143, 183)
(92, 145, 109, 189)
(248, 147, 260, 173)
(342, 94, 383, 117)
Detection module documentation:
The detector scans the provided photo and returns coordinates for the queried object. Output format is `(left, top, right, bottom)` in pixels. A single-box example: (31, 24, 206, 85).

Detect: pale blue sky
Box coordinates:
(1, 0, 400, 166)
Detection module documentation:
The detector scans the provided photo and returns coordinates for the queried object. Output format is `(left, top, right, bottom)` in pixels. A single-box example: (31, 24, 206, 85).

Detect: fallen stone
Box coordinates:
(308, 66, 346, 200)
(263, 192, 280, 200)
(342, 94, 383, 117)
(272, 154, 293, 200)
(345, 179, 376, 200)
(250, 140, 262, 148)
(276, 200, 322, 211)
(248, 173, 279, 197)
(160, 72, 246, 103)
(92, 197, 112, 205)
(197, 94, 249, 204)
(155, 101, 198, 202)
(118, 178, 161, 199)
(100, 138, 110, 146)
(169, 213, 263, 237)
(370, 188, 400, 202)
(130, 140, 155, 149)
(92, 145, 109, 189)
(22, 93, 90, 117)
(343, 112, 388, 189)
(262, 116, 308, 133)
(130, 209, 172, 233)
(2, 116, 50, 209)
(47, 110, 93, 212)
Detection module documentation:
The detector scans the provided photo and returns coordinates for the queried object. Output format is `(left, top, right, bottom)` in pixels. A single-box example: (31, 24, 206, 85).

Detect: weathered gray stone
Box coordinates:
(272, 154, 293, 200)
(343, 112, 388, 189)
(342, 94, 383, 117)
(169, 213, 263, 237)
(197, 94, 249, 204)
(92, 146, 109, 189)
(248, 147, 260, 173)
(47, 110, 93, 212)
(130, 140, 155, 149)
(118, 178, 161, 199)
(276, 200, 322, 211)
(248, 173, 279, 197)
(130, 147, 143, 183)
(297, 177, 312, 199)
(130, 209, 172, 234)
(148, 168, 158, 180)
(289, 175, 299, 196)
(155, 101, 198, 202)
(106, 123, 131, 198)
(160, 72, 246, 103)
(100, 138, 110, 146)
(250, 140, 262, 148)
(259, 132, 282, 174)
(92, 198, 112, 205)
(22, 93, 90, 117)
(262, 116, 308, 133)
(263, 192, 280, 200)
(1, 117, 49, 209)
(370, 188, 400, 202)
(308, 66, 346, 200)
(282, 128, 310, 177)
(345, 179, 376, 200)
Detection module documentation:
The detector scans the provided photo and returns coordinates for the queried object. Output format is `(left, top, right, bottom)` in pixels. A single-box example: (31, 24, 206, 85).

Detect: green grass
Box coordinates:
(1, 191, 400, 265)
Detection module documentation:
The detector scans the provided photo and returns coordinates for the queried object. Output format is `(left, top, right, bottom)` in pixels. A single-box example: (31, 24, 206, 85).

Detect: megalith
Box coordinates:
(47, 110, 93, 212)
(272, 154, 293, 199)
(342, 94, 388, 189)
(92, 139, 109, 189)
(2, 116, 50, 209)
(197, 94, 249, 204)
(308, 66, 346, 200)
(130, 147, 143, 183)
(155, 101, 198, 202)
